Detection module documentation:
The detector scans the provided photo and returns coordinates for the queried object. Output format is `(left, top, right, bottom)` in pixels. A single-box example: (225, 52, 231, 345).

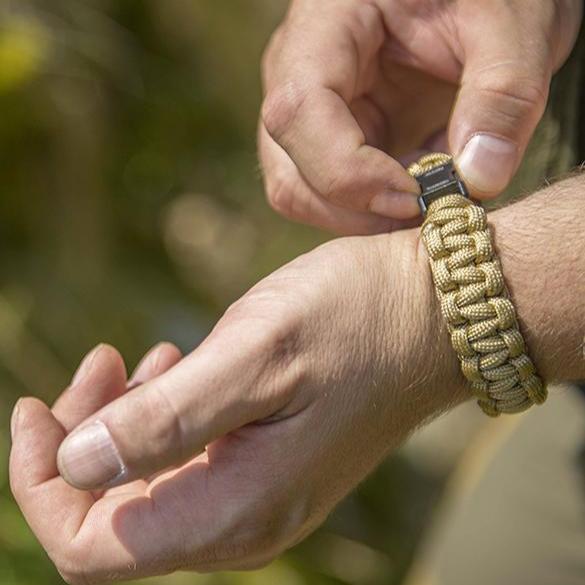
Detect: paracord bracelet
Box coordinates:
(408, 153, 547, 416)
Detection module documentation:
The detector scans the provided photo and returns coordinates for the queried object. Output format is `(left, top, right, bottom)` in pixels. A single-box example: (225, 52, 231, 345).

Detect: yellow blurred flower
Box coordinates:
(0, 18, 48, 93)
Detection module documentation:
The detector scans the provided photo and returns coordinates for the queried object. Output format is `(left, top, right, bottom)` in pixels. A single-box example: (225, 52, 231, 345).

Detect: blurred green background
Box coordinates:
(0, 2, 453, 583)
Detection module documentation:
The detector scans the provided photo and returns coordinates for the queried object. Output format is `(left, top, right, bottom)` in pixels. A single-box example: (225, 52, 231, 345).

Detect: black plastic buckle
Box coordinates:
(415, 161, 469, 215)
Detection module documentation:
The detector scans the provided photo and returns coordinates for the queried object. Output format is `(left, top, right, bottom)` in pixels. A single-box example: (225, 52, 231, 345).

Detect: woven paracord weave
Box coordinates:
(409, 153, 547, 416)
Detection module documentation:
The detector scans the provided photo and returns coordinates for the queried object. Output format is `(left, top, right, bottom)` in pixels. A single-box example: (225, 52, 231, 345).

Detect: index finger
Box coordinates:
(261, 0, 419, 214)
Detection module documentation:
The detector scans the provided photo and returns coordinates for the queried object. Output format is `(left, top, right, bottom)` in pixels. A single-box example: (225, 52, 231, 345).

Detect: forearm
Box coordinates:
(373, 172, 585, 426)
(492, 174, 585, 383)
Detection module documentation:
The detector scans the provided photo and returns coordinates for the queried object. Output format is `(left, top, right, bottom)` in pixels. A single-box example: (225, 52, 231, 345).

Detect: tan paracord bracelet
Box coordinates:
(408, 152, 547, 416)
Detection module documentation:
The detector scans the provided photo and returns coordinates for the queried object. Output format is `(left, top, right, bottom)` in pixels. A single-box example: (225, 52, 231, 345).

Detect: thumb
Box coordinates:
(449, 15, 552, 197)
(56, 332, 281, 490)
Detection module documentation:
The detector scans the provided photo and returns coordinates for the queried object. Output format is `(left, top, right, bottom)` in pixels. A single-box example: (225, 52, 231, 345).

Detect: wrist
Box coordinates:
(408, 229, 470, 414)
(371, 229, 469, 428)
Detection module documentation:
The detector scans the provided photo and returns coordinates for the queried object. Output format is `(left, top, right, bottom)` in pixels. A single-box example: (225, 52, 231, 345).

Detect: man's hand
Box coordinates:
(259, 0, 582, 234)
(10, 229, 462, 583)
(10, 175, 585, 583)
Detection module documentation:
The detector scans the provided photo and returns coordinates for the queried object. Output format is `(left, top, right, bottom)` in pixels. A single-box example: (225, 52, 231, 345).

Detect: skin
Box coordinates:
(10, 174, 585, 583)
(8, 1, 585, 581)
(259, 0, 582, 234)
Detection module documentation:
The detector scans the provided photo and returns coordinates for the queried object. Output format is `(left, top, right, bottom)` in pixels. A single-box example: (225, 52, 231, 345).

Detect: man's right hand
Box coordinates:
(259, 0, 582, 235)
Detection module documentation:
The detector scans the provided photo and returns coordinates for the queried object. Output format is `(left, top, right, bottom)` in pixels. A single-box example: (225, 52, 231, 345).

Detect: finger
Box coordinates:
(128, 342, 183, 389)
(261, 1, 419, 216)
(11, 347, 186, 582)
(450, 3, 554, 197)
(15, 345, 132, 536)
(259, 125, 420, 235)
(53, 343, 183, 431)
(10, 397, 152, 583)
(11, 400, 282, 580)
(55, 342, 184, 492)
(54, 343, 183, 497)
(10, 398, 95, 545)
(396, 130, 450, 170)
(12, 345, 131, 542)
(56, 325, 286, 490)
(52, 344, 128, 432)
(124, 342, 185, 486)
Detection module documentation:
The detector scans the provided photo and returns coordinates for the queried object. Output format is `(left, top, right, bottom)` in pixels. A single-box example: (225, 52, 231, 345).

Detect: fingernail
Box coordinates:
(369, 191, 421, 219)
(58, 421, 126, 489)
(71, 344, 104, 386)
(10, 398, 22, 440)
(456, 134, 517, 195)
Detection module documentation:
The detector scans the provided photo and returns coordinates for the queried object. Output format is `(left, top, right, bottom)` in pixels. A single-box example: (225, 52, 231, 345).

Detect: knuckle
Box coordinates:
(217, 294, 305, 407)
(478, 73, 548, 123)
(220, 295, 249, 323)
(354, 0, 384, 35)
(250, 308, 302, 370)
(261, 83, 307, 142)
(237, 309, 302, 378)
(321, 166, 358, 205)
(265, 176, 296, 218)
(145, 383, 187, 460)
(269, 321, 301, 363)
(222, 288, 305, 355)
(116, 383, 186, 467)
